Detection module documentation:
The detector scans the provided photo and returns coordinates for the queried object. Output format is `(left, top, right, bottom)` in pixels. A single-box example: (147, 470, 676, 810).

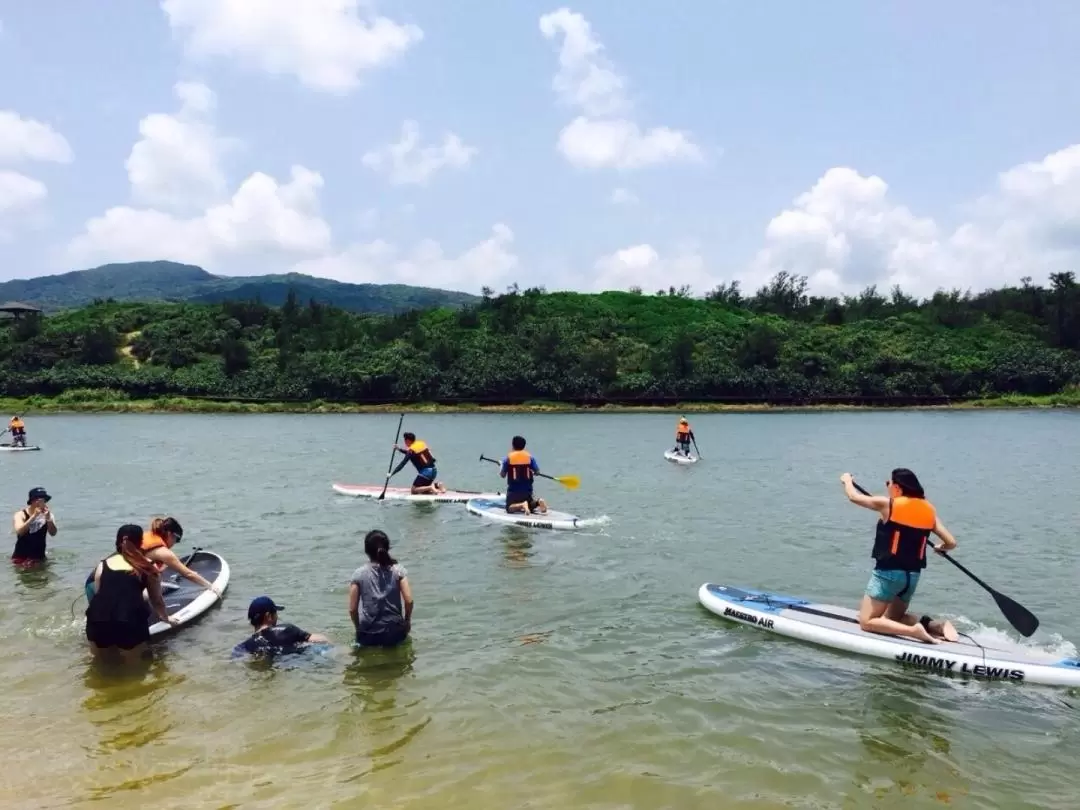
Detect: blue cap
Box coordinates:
(247, 596, 284, 622)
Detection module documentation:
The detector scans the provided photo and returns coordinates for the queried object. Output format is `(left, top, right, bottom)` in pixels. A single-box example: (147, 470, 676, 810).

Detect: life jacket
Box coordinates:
(871, 496, 937, 571)
(676, 422, 690, 441)
(10, 418, 24, 430)
(506, 450, 535, 487)
(407, 440, 435, 470)
(140, 531, 169, 572)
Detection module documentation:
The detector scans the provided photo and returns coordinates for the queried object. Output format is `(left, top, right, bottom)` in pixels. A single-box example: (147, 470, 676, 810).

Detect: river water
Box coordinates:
(1, 410, 1078, 809)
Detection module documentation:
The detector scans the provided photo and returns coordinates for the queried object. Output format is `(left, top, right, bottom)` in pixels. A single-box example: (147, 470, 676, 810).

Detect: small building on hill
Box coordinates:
(0, 301, 43, 321)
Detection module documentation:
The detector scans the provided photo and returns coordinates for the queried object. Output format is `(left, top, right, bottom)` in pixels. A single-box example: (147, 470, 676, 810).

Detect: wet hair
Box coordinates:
(402, 432, 416, 443)
(115, 523, 158, 577)
(150, 516, 183, 541)
(364, 529, 397, 567)
(512, 435, 526, 450)
(890, 468, 925, 498)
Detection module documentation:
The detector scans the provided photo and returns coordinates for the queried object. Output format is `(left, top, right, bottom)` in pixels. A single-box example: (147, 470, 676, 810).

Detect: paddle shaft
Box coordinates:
(479, 454, 560, 483)
(379, 413, 405, 500)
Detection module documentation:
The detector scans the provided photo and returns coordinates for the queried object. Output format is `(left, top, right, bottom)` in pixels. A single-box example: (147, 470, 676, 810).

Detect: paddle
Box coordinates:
(851, 479, 1039, 637)
(378, 413, 405, 500)
(479, 454, 580, 489)
(690, 433, 702, 459)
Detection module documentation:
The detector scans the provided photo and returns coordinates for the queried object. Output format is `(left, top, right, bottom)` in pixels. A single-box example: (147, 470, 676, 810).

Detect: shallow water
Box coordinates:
(1, 410, 1078, 808)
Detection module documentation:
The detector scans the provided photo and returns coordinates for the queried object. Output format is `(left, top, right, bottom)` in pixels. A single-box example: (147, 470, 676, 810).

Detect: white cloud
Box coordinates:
(609, 187, 638, 205)
(361, 120, 477, 185)
(0, 171, 48, 240)
(291, 224, 519, 292)
(742, 141, 1080, 298)
(161, 0, 423, 94)
(592, 243, 715, 293)
(125, 81, 236, 210)
(539, 8, 702, 170)
(68, 166, 332, 266)
(0, 111, 73, 164)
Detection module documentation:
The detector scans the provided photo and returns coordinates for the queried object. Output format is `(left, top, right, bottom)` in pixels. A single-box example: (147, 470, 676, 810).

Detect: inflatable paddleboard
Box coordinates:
(664, 449, 698, 464)
(151, 550, 230, 636)
(698, 582, 1080, 687)
(332, 483, 503, 503)
(0, 443, 40, 452)
(465, 497, 604, 531)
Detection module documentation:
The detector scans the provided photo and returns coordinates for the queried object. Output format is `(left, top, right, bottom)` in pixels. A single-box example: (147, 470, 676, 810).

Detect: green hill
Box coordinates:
(0, 260, 478, 314)
(1, 271, 1078, 407)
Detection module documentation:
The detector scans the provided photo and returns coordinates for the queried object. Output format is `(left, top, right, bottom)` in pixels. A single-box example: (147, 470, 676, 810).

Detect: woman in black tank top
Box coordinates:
(85, 525, 176, 660)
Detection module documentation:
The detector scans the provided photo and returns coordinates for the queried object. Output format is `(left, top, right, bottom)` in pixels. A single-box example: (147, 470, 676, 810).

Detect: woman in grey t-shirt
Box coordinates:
(348, 529, 413, 647)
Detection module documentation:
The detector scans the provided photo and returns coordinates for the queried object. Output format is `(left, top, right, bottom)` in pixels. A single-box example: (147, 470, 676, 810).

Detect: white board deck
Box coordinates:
(664, 449, 698, 464)
(332, 483, 503, 503)
(0, 444, 41, 452)
(465, 497, 605, 531)
(698, 582, 1080, 687)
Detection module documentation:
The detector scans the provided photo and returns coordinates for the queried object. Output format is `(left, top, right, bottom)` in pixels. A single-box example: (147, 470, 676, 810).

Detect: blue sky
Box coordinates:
(2, 1, 1080, 297)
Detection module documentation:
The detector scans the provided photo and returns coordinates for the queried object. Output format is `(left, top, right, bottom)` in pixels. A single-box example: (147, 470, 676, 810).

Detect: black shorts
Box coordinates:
(506, 491, 539, 512)
(412, 466, 437, 487)
(86, 620, 150, 650)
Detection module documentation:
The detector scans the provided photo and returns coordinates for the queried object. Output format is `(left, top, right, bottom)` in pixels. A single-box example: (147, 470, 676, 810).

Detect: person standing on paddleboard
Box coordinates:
(841, 470, 959, 645)
(11, 487, 58, 567)
(500, 435, 548, 515)
(348, 529, 413, 648)
(674, 418, 694, 457)
(389, 433, 447, 495)
(6, 415, 27, 447)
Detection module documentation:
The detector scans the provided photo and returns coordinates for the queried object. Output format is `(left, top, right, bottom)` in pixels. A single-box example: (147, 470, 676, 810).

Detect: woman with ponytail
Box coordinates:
(348, 529, 413, 647)
(139, 516, 222, 598)
(85, 524, 178, 659)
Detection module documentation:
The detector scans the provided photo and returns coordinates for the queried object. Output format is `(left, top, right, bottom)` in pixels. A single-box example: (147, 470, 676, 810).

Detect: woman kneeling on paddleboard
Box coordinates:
(840, 470, 959, 645)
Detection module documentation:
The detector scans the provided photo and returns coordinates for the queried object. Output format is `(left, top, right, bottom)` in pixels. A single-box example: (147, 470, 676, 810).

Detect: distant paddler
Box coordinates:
(5, 415, 27, 447)
(388, 433, 448, 495)
(672, 417, 695, 457)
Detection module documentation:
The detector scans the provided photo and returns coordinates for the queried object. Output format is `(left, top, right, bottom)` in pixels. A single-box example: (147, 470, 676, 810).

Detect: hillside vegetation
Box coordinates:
(1, 272, 1079, 406)
(0, 260, 478, 314)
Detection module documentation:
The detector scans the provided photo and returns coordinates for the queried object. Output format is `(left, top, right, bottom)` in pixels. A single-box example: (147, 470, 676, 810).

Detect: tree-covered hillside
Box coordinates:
(0, 260, 478, 315)
(1, 272, 1078, 405)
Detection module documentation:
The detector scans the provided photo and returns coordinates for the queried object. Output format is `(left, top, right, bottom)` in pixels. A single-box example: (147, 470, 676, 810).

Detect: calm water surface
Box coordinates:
(1, 411, 1079, 809)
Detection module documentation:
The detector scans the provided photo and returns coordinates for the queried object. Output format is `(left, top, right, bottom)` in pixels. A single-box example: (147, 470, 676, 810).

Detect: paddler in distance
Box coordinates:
(673, 417, 694, 457)
(840, 470, 959, 645)
(389, 432, 447, 495)
(500, 435, 548, 515)
(6, 415, 27, 447)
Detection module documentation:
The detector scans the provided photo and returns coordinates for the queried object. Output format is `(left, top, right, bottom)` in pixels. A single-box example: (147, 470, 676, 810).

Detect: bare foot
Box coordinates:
(934, 620, 959, 642)
(911, 624, 941, 644)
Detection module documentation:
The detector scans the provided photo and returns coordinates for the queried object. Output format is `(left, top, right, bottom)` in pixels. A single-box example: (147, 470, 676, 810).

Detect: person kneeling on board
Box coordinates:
(389, 432, 448, 495)
(500, 435, 548, 515)
(673, 417, 694, 456)
(348, 529, 413, 648)
(234, 596, 329, 657)
(840, 470, 959, 645)
(85, 524, 178, 660)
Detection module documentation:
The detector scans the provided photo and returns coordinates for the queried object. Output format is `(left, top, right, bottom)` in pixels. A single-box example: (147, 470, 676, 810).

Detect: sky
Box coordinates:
(2, 1, 1080, 299)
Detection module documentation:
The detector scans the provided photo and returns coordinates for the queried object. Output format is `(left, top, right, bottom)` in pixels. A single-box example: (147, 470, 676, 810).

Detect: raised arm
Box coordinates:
(13, 510, 30, 536)
(840, 473, 889, 516)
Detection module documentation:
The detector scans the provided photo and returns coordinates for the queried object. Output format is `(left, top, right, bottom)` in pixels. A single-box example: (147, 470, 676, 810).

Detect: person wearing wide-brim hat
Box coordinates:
(11, 487, 58, 566)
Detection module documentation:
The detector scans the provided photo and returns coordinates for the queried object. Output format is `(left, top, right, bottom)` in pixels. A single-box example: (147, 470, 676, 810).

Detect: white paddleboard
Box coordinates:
(465, 497, 604, 531)
(698, 582, 1080, 687)
(332, 483, 503, 503)
(0, 443, 40, 452)
(150, 550, 230, 636)
(664, 449, 698, 464)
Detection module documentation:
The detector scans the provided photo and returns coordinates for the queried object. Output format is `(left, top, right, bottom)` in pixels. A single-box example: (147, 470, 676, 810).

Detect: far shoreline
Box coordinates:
(3, 391, 1079, 415)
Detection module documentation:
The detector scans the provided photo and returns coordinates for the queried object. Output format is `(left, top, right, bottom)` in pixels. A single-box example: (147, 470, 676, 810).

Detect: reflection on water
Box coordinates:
(12, 560, 55, 591)
(498, 526, 535, 567)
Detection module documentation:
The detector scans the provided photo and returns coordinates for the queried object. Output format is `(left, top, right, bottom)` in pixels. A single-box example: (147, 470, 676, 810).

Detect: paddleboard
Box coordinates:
(332, 483, 503, 503)
(465, 497, 602, 531)
(664, 449, 698, 464)
(698, 582, 1080, 687)
(152, 550, 230, 636)
(0, 443, 40, 452)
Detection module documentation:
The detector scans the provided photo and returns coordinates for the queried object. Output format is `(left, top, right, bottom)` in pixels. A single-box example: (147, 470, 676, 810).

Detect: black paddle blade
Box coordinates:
(992, 590, 1039, 637)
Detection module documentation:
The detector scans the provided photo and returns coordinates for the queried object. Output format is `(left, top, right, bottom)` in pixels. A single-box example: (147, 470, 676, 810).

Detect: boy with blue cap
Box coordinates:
(233, 596, 329, 656)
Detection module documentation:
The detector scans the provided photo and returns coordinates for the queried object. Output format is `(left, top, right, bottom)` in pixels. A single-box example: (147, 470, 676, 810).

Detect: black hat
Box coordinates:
(27, 487, 51, 504)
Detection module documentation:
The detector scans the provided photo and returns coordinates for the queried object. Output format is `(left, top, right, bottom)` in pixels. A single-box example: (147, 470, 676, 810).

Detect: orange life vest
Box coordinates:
(406, 440, 435, 470)
(506, 450, 535, 484)
(871, 496, 937, 571)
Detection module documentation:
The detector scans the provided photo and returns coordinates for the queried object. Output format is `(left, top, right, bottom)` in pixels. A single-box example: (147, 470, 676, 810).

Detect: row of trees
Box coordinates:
(2, 272, 1079, 403)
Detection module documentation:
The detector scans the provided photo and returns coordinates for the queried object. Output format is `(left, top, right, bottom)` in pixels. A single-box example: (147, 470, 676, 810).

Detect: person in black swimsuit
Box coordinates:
(11, 487, 58, 566)
(85, 524, 177, 660)
(233, 596, 329, 657)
